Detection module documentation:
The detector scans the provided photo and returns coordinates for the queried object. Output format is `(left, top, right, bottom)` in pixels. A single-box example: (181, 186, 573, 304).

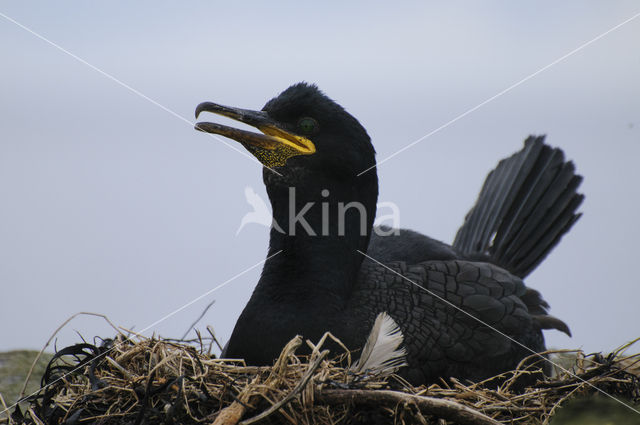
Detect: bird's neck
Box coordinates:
(257, 175, 378, 306)
(225, 167, 378, 364)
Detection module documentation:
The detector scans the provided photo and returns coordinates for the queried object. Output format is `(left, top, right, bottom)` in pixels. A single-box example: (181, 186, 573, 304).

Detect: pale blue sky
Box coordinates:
(1, 2, 639, 356)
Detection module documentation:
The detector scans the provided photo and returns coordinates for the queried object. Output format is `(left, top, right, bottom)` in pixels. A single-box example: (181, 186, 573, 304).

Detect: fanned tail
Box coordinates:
(453, 136, 584, 278)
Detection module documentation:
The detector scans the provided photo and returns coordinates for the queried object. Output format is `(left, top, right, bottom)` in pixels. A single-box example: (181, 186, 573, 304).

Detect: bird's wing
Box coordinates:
(353, 259, 550, 383)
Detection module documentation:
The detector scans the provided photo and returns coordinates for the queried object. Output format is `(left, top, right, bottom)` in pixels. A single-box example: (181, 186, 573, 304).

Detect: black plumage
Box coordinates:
(194, 83, 582, 385)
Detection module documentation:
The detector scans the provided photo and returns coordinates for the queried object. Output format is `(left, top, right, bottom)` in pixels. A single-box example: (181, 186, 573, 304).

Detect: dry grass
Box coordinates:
(3, 330, 639, 425)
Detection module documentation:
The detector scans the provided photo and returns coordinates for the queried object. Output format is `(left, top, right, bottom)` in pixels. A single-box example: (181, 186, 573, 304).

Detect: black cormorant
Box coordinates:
(194, 83, 582, 385)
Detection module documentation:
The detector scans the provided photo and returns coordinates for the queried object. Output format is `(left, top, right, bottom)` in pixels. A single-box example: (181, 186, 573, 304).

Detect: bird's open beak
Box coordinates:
(195, 102, 316, 167)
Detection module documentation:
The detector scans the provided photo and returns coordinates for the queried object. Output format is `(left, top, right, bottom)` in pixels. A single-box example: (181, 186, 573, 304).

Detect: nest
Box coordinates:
(4, 332, 640, 425)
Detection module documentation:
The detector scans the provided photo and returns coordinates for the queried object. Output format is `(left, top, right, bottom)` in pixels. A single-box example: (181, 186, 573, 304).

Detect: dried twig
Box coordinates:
(0, 394, 10, 425)
(240, 350, 329, 425)
(182, 300, 216, 340)
(316, 389, 501, 425)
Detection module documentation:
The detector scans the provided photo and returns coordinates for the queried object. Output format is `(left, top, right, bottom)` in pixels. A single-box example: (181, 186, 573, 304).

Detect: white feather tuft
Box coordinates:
(351, 312, 407, 376)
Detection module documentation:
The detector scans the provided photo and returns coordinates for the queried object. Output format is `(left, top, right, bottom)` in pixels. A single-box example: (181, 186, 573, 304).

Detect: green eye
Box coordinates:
(297, 117, 319, 135)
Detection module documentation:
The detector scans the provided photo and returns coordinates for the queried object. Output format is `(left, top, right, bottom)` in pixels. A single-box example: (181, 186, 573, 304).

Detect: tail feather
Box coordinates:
(492, 147, 566, 253)
(533, 314, 572, 337)
(455, 139, 543, 259)
(496, 164, 582, 275)
(521, 288, 571, 336)
(453, 136, 583, 278)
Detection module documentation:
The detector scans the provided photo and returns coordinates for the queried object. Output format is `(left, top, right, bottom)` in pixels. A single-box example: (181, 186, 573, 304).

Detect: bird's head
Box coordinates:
(195, 83, 376, 187)
(196, 83, 379, 245)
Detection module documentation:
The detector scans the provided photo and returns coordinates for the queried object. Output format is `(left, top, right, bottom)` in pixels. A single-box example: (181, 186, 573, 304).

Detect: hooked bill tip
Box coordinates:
(194, 102, 213, 119)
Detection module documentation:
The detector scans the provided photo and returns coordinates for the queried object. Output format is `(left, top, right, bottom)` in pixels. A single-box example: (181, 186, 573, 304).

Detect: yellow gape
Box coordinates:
(194, 101, 316, 168)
